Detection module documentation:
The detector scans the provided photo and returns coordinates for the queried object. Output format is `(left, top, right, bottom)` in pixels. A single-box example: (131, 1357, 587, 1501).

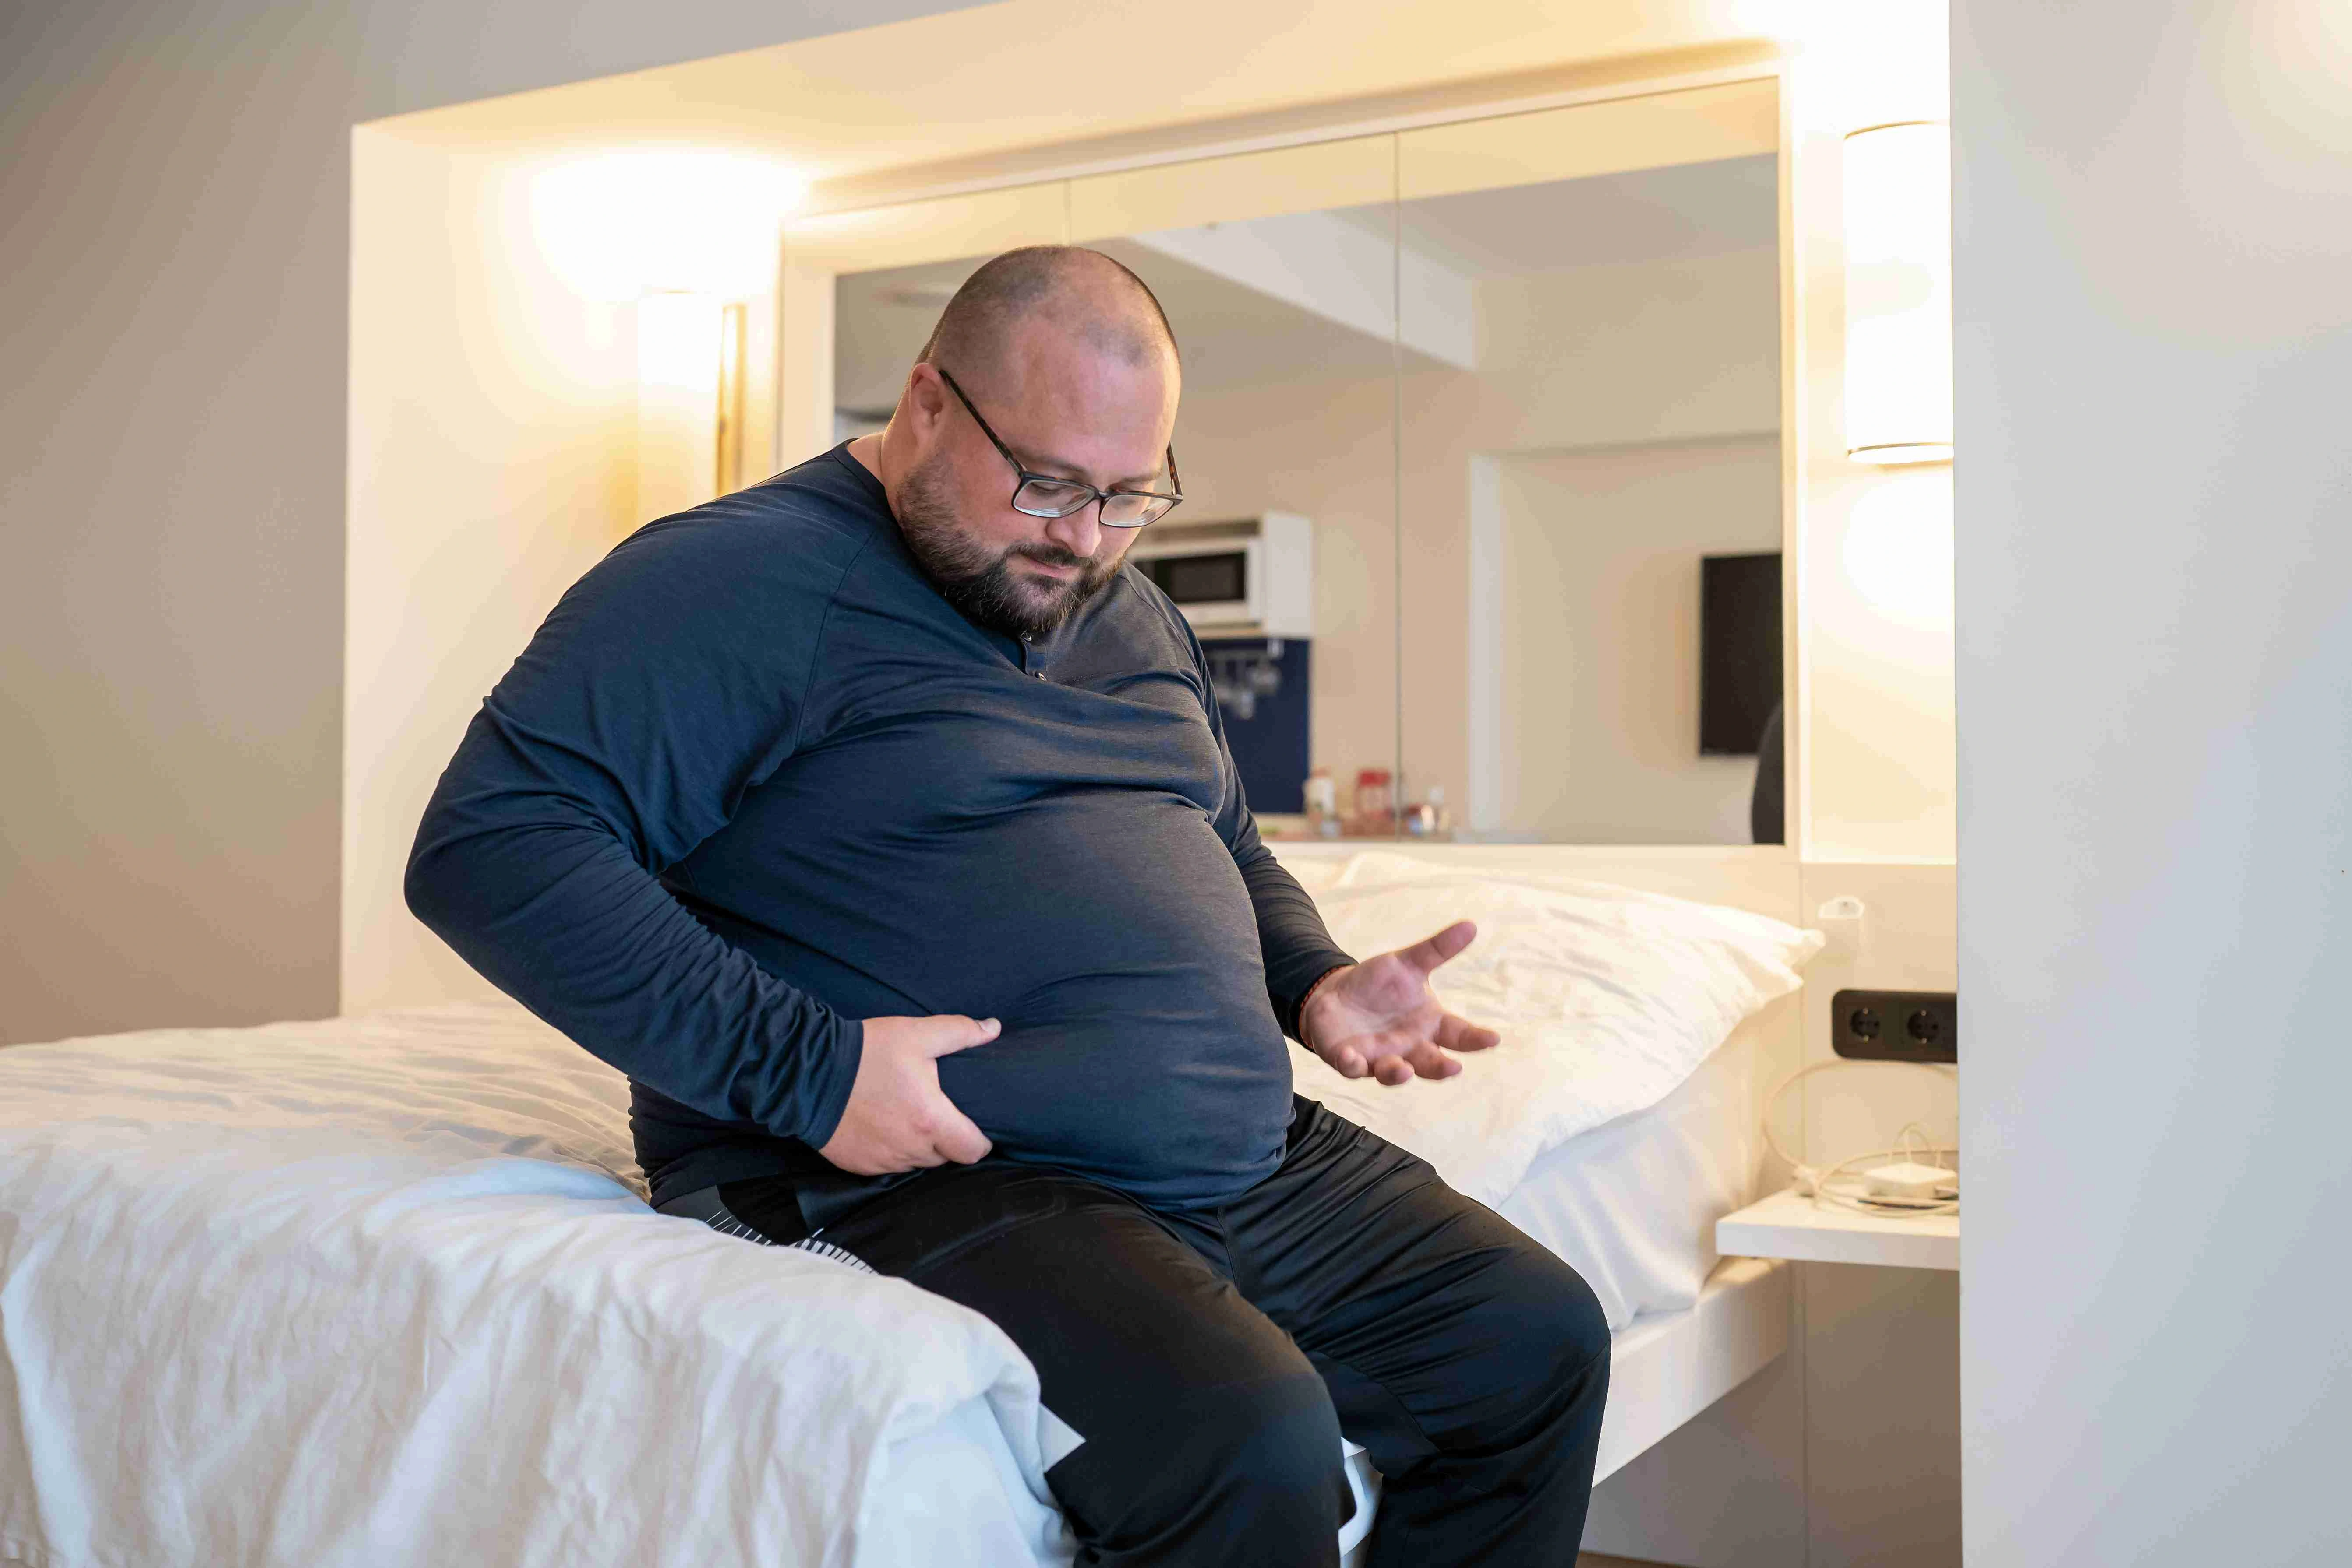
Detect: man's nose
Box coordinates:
(1043, 502, 1104, 561)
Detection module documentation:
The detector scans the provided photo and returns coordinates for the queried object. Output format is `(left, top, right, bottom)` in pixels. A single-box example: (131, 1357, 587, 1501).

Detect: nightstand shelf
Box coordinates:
(1716, 1186, 1959, 1271)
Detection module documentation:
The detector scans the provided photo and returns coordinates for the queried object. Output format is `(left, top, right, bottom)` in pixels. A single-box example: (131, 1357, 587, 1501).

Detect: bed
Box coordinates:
(0, 853, 1813, 1568)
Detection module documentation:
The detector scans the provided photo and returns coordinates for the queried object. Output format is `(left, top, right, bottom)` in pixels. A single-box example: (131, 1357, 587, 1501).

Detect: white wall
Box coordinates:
(342, 133, 642, 1012)
(1955, 2, 2352, 1565)
(0, 0, 982, 1045)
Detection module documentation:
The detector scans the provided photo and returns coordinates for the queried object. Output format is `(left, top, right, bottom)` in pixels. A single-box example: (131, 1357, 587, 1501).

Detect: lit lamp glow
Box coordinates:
(636, 292, 726, 522)
(1843, 121, 1952, 465)
(530, 150, 805, 301)
(530, 150, 800, 518)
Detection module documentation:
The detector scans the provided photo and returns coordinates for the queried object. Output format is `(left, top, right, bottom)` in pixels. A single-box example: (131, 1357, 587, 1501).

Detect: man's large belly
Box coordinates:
(682, 787, 1297, 1208)
(933, 960, 1295, 1208)
(922, 798, 1294, 1206)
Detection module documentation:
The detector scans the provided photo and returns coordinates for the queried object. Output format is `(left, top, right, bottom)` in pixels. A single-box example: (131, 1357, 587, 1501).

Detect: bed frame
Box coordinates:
(1596, 1256, 1789, 1483)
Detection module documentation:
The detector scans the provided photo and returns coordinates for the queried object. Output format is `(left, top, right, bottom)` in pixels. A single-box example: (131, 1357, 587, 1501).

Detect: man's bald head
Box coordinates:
(918, 246, 1180, 381)
(871, 245, 1181, 642)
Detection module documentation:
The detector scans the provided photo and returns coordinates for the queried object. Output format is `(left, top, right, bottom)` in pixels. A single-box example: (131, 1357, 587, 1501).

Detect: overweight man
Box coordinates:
(406, 246, 1608, 1566)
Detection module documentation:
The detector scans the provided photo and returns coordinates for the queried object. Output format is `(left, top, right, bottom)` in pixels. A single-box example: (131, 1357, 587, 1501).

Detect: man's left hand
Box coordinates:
(1297, 920, 1501, 1086)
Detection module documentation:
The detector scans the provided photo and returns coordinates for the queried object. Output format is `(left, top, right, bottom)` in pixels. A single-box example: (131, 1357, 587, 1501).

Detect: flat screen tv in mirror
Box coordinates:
(1699, 551, 1783, 757)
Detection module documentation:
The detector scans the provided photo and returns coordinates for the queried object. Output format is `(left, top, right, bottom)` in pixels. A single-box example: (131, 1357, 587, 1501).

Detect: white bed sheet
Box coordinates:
(0, 1005, 1073, 1568)
(1494, 1028, 1762, 1332)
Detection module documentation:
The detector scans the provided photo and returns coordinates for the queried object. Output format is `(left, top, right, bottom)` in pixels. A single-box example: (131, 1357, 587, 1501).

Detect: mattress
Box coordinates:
(1494, 1028, 1762, 1332)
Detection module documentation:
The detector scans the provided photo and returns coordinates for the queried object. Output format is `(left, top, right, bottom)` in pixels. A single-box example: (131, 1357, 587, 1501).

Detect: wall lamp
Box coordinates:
(1843, 120, 1953, 466)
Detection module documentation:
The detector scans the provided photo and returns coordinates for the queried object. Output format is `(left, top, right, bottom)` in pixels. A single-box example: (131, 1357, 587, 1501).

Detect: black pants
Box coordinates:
(709, 1097, 1610, 1567)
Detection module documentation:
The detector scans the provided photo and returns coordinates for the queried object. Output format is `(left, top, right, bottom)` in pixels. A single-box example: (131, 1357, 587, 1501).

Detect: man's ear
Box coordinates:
(903, 362, 950, 434)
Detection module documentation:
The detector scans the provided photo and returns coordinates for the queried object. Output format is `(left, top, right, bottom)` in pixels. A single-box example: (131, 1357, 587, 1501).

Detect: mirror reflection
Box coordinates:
(831, 120, 1782, 848)
(1396, 150, 1784, 846)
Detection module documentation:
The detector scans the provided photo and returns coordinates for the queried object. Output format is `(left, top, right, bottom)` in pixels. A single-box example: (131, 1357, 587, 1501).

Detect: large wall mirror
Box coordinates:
(794, 79, 1785, 848)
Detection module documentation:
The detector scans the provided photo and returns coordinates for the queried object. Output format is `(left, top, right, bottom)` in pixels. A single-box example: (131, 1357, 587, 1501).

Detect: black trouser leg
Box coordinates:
(730, 1162, 1349, 1567)
(715, 1097, 1608, 1568)
(1218, 1100, 1613, 1568)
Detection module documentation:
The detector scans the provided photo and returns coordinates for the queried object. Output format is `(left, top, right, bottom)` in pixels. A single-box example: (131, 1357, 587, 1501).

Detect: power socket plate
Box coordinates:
(1832, 989, 1957, 1063)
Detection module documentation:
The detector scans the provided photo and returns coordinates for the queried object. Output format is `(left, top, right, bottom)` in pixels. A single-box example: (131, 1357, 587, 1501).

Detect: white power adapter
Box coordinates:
(1763, 1064, 1961, 1218)
(1864, 1159, 1959, 1201)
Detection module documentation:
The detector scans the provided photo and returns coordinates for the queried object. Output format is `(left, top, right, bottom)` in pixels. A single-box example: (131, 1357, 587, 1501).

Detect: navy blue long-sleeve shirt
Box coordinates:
(405, 444, 1353, 1211)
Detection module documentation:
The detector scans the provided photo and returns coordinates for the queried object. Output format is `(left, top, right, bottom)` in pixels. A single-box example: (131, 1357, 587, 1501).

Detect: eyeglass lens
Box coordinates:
(1014, 477, 1176, 528)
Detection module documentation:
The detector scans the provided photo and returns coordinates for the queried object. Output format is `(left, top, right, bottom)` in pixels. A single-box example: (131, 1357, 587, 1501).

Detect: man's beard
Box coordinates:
(895, 451, 1119, 639)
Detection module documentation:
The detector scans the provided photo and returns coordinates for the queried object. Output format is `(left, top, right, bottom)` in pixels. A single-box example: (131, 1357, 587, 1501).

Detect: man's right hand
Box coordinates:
(816, 1014, 999, 1175)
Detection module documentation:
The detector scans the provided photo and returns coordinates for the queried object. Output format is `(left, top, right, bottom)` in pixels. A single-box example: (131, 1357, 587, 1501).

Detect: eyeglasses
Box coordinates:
(935, 366, 1183, 529)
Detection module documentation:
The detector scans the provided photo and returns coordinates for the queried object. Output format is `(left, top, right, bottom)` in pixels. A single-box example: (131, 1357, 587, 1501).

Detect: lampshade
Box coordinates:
(1843, 121, 1953, 465)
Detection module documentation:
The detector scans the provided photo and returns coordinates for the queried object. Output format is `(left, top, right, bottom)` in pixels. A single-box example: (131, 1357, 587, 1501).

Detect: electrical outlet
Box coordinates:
(1833, 989, 1957, 1063)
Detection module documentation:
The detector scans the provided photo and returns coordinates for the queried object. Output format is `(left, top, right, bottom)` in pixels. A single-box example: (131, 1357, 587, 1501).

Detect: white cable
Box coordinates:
(1762, 1059, 1960, 1218)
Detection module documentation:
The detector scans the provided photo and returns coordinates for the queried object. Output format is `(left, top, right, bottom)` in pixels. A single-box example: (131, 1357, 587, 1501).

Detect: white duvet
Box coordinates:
(0, 1007, 1074, 1568)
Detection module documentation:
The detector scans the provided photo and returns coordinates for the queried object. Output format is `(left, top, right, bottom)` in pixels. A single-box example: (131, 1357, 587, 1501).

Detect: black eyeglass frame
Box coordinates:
(934, 366, 1183, 530)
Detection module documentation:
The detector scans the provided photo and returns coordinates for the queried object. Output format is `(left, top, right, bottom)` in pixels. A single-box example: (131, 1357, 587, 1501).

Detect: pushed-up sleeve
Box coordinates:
(405, 505, 869, 1148)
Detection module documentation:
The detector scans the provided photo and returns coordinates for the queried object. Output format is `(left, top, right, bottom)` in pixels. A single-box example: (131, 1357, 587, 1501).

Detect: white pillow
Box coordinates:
(1290, 851, 1821, 1206)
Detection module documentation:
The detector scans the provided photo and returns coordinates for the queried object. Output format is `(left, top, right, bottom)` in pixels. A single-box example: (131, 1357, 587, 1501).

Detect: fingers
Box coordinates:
(1406, 1042, 1459, 1081)
(922, 1014, 1002, 1056)
(1434, 1010, 1501, 1054)
(1324, 1034, 1401, 1079)
(1329, 1031, 1463, 1086)
(1395, 919, 1478, 976)
(1370, 1046, 1455, 1085)
(929, 1103, 993, 1165)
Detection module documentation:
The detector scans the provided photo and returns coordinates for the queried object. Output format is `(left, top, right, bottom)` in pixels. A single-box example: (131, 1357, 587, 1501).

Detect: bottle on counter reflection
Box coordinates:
(1304, 767, 1341, 837)
(1404, 784, 1451, 838)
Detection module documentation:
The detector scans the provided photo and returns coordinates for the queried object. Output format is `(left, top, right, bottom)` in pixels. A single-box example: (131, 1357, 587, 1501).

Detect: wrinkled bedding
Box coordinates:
(0, 1006, 1074, 1568)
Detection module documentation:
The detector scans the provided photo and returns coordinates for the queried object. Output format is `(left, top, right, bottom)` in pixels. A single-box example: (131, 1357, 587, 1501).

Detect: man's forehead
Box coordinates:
(985, 333, 1178, 483)
(999, 314, 1176, 392)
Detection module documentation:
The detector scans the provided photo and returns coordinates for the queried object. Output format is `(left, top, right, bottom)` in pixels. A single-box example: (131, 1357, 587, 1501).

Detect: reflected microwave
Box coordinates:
(1127, 512, 1314, 638)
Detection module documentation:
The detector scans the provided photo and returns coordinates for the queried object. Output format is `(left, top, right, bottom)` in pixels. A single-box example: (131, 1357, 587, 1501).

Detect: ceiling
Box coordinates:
(363, 0, 1791, 198)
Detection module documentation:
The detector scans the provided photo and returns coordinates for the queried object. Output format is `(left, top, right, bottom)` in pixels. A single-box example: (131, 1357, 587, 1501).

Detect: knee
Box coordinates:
(1069, 1368, 1343, 1554)
(1189, 1368, 1346, 1502)
(1544, 1260, 1612, 1374)
(1487, 1240, 1612, 1384)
